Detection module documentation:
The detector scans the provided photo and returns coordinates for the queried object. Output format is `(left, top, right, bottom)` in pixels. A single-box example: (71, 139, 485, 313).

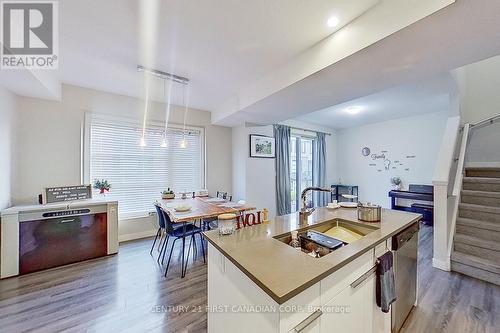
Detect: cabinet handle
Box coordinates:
(290, 309, 322, 333)
(59, 219, 76, 224)
(350, 266, 377, 289)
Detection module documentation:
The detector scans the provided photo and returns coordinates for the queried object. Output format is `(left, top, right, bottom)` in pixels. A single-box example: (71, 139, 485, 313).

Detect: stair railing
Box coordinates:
(446, 123, 471, 264)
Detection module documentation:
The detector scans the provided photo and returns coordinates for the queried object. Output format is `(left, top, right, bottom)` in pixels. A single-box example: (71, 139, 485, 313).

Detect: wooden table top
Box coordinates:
(158, 197, 256, 223)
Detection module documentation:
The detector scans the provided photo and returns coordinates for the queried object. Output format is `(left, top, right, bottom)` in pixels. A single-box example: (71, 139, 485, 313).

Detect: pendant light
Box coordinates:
(140, 74, 150, 147)
(180, 84, 189, 149)
(161, 78, 173, 148)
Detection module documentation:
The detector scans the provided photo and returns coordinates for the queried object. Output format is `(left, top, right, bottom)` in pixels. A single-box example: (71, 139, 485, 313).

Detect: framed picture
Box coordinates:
(249, 134, 275, 158)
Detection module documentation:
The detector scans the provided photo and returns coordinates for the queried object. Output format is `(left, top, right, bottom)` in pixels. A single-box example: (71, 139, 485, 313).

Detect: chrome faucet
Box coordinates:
(300, 187, 333, 215)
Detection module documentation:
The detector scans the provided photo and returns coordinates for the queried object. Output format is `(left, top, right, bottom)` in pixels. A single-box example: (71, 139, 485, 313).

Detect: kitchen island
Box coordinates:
(204, 207, 420, 333)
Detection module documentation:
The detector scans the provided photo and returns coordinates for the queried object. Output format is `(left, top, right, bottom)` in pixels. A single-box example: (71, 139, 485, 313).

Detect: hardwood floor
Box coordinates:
(1, 225, 499, 333)
(400, 224, 500, 333)
(0, 236, 208, 333)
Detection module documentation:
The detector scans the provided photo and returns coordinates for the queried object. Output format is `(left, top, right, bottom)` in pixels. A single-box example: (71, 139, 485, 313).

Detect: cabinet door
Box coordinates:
(320, 283, 365, 333)
(364, 273, 391, 333)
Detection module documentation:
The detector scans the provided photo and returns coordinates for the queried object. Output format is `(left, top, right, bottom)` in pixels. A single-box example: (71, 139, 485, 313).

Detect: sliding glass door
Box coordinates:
(290, 135, 315, 212)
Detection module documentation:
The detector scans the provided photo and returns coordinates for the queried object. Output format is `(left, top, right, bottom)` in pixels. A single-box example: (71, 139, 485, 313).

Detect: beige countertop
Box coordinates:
(203, 207, 421, 304)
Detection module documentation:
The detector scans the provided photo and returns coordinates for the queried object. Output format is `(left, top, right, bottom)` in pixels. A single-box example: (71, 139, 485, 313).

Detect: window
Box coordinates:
(290, 135, 315, 212)
(86, 115, 204, 218)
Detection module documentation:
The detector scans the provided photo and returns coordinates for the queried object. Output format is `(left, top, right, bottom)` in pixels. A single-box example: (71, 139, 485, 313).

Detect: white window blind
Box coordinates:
(89, 118, 203, 217)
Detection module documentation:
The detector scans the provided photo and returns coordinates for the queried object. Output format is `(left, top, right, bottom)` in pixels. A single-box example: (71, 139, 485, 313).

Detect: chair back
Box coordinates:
(154, 203, 166, 229)
(161, 207, 176, 234)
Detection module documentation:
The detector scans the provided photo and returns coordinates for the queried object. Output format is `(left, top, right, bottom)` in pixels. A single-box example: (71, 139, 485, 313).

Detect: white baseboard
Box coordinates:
(119, 229, 157, 243)
(432, 257, 450, 271)
(465, 162, 500, 168)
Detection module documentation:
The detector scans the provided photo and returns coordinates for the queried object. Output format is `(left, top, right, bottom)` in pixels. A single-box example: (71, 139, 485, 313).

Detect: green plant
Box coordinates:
(162, 188, 174, 195)
(93, 179, 111, 192)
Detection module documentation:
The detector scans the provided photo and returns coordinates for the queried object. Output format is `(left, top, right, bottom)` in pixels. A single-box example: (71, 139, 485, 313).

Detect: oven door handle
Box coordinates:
(59, 219, 76, 224)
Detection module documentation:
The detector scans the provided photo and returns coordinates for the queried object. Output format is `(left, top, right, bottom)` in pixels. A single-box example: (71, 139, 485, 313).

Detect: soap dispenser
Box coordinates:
(289, 230, 301, 250)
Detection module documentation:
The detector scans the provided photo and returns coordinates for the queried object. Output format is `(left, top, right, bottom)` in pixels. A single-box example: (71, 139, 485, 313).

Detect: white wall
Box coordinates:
(461, 55, 500, 165)
(0, 86, 16, 210)
(232, 121, 337, 219)
(337, 111, 449, 208)
(14, 84, 232, 241)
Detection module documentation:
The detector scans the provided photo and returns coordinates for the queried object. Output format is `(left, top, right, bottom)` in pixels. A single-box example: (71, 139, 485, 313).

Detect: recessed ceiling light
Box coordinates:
(345, 106, 361, 115)
(327, 16, 340, 28)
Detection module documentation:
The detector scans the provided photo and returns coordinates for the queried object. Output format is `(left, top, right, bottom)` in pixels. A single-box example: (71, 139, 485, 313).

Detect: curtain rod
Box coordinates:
(289, 126, 332, 136)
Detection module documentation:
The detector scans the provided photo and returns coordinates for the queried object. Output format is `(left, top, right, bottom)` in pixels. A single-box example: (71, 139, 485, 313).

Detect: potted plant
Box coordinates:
(162, 188, 175, 199)
(93, 179, 111, 195)
(390, 177, 402, 191)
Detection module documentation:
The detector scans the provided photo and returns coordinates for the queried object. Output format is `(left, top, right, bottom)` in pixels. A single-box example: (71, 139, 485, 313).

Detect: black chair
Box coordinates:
(158, 208, 205, 278)
(216, 191, 232, 202)
(150, 203, 167, 255)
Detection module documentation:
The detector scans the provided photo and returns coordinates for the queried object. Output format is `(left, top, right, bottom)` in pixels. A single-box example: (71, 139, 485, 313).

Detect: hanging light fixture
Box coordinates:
(179, 83, 189, 149)
(161, 78, 173, 148)
(140, 73, 150, 147)
(137, 65, 190, 148)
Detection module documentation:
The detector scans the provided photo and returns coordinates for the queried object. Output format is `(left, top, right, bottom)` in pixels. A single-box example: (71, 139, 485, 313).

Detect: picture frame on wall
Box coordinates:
(249, 134, 275, 158)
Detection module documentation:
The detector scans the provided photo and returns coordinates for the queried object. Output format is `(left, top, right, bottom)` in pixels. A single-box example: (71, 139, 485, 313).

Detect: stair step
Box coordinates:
(459, 203, 500, 222)
(454, 233, 500, 252)
(461, 190, 500, 207)
(451, 261, 500, 286)
(456, 217, 500, 232)
(456, 225, 500, 242)
(454, 242, 500, 263)
(452, 250, 500, 276)
(465, 167, 500, 178)
(462, 177, 500, 192)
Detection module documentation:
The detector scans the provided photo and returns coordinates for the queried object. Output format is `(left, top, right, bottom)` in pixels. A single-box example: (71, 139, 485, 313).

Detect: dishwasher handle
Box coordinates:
(392, 222, 419, 251)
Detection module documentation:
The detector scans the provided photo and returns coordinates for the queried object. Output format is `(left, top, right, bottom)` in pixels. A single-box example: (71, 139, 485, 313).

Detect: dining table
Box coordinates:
(157, 196, 256, 278)
(158, 196, 256, 223)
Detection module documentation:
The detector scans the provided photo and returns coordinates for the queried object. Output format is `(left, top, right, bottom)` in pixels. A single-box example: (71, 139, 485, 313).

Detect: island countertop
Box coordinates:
(203, 207, 421, 304)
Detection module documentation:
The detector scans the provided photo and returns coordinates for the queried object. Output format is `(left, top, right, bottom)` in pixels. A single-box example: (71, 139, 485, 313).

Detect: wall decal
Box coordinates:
(369, 163, 376, 166)
(406, 155, 416, 159)
(405, 168, 410, 171)
(384, 159, 391, 170)
(371, 153, 386, 160)
(381, 150, 388, 153)
(362, 147, 371, 156)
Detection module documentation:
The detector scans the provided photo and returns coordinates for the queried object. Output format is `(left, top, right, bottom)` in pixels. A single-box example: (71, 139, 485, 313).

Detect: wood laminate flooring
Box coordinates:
(1, 225, 499, 333)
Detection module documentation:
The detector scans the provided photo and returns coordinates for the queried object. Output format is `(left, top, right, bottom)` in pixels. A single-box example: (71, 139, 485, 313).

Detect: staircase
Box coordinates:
(451, 167, 500, 285)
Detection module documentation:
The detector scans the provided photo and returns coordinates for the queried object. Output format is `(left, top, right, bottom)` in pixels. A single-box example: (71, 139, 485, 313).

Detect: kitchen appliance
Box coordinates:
(391, 222, 419, 333)
(299, 230, 346, 257)
(18, 207, 108, 275)
(357, 202, 382, 222)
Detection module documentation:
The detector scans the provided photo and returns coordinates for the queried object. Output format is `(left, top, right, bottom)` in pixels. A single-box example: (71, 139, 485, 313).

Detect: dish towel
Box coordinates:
(376, 251, 396, 313)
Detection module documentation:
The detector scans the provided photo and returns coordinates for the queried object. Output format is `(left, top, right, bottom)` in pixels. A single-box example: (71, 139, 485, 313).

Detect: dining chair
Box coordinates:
(159, 208, 205, 278)
(216, 191, 227, 199)
(150, 203, 166, 255)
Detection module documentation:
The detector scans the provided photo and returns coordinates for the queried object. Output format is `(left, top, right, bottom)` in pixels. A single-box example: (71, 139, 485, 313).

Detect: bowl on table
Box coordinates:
(174, 205, 192, 212)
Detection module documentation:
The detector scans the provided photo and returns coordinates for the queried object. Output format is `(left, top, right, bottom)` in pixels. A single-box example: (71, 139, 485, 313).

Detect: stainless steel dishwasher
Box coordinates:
(391, 222, 419, 333)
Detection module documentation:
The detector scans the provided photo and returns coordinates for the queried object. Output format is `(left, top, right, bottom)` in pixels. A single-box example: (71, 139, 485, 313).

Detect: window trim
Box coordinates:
(82, 112, 206, 219)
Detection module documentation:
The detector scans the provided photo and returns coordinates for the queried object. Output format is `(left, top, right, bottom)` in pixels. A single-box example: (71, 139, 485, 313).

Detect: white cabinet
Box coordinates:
(321, 281, 366, 332)
(208, 242, 392, 333)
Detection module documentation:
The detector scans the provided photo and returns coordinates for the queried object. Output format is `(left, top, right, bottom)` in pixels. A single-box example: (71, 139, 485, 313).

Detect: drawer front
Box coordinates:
(279, 283, 320, 333)
(320, 250, 373, 305)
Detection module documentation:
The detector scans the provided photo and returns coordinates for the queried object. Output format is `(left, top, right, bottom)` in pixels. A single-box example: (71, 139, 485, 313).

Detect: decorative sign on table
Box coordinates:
(235, 209, 269, 229)
(44, 185, 92, 204)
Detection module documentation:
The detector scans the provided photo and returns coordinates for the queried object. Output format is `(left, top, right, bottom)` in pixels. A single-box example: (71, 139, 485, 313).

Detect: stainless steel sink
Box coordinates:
(273, 219, 378, 257)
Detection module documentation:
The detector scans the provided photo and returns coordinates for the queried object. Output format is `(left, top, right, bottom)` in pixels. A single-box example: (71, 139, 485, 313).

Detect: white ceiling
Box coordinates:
(0, 0, 379, 110)
(295, 74, 455, 129)
(220, 0, 500, 126)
